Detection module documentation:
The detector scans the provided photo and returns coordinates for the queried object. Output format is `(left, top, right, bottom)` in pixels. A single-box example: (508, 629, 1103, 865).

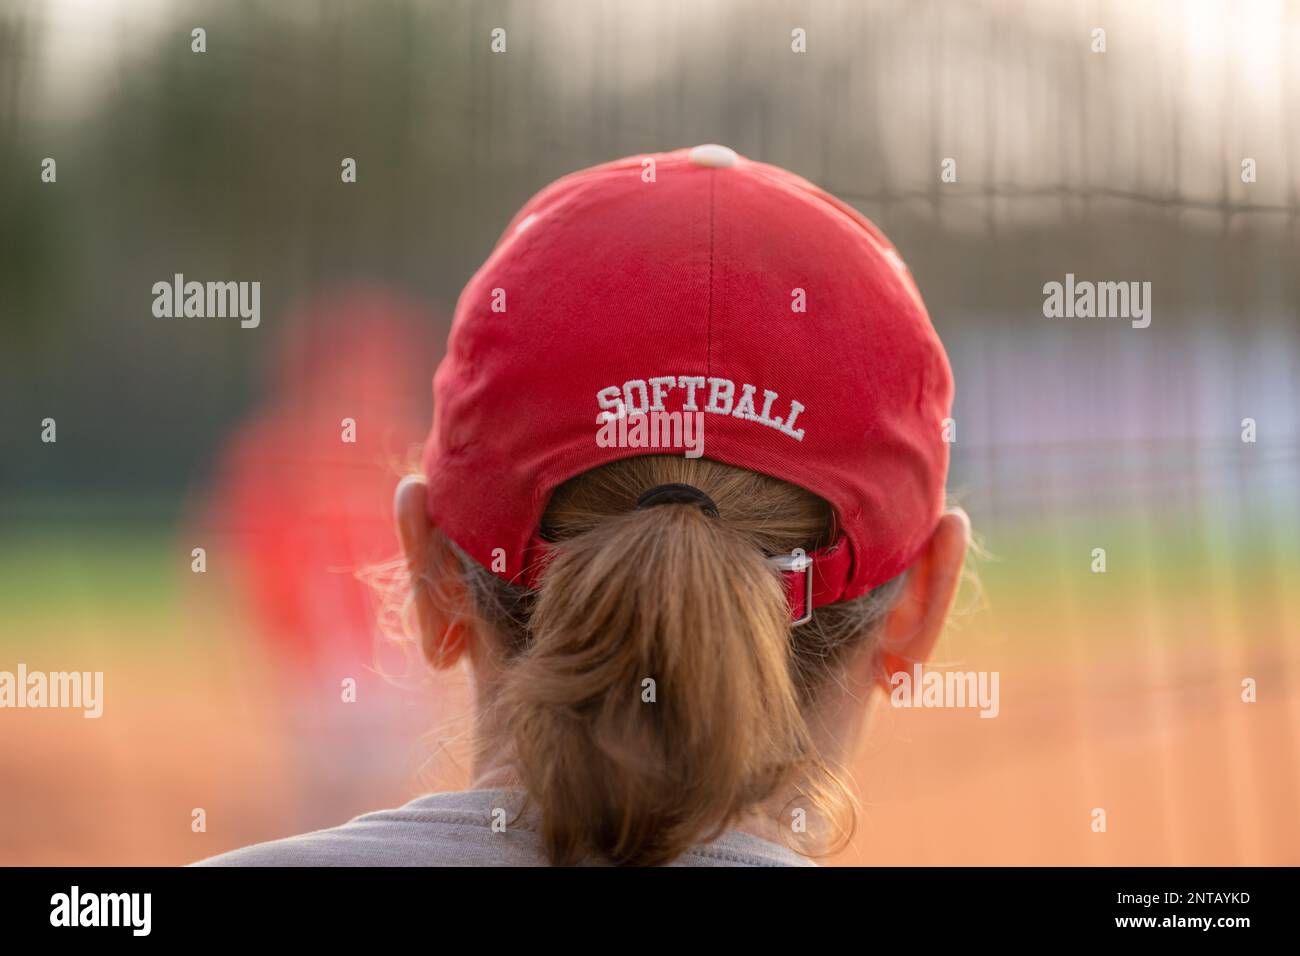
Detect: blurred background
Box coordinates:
(1, 0, 1297, 865)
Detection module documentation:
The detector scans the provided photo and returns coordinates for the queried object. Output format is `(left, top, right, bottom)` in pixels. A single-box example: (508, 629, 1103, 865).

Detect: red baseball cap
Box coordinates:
(422, 144, 953, 620)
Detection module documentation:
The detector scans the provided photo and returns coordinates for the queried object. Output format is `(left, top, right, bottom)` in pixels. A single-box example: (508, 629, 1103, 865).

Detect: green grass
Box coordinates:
(1, 496, 1294, 656)
(0, 500, 184, 646)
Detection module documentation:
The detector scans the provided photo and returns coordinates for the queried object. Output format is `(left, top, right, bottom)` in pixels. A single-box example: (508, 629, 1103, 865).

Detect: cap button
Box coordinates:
(688, 144, 738, 168)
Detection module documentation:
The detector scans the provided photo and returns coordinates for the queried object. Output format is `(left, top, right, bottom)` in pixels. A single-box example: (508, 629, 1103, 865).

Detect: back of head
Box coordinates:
(417, 146, 952, 865)
(448, 455, 903, 866)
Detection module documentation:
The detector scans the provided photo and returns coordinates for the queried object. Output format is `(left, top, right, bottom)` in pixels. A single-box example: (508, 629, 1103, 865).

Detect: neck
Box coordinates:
(466, 696, 872, 854)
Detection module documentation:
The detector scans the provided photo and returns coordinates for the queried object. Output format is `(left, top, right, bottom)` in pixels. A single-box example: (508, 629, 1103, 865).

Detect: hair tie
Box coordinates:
(634, 483, 720, 518)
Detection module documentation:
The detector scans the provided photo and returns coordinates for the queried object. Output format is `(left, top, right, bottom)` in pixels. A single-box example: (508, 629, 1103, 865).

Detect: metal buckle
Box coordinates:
(767, 550, 814, 626)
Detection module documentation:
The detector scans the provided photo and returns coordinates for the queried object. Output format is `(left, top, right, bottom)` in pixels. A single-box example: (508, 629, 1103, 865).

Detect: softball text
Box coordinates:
(596, 375, 806, 441)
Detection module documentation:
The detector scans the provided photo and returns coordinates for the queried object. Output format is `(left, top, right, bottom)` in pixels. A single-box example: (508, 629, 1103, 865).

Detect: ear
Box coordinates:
(394, 475, 470, 670)
(875, 507, 971, 691)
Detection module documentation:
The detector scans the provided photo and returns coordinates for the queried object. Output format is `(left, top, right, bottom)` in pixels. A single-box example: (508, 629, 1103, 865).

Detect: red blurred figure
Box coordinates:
(193, 285, 453, 827)
(208, 285, 445, 684)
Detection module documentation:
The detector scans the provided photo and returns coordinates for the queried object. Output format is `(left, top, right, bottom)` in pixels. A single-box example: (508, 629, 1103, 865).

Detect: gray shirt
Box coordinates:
(193, 787, 815, 867)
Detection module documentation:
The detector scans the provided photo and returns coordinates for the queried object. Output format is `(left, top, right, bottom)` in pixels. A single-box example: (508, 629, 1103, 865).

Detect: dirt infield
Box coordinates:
(3, 635, 1294, 866)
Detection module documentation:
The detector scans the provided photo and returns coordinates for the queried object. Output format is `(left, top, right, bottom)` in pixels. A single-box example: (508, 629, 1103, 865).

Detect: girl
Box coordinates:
(198, 144, 969, 867)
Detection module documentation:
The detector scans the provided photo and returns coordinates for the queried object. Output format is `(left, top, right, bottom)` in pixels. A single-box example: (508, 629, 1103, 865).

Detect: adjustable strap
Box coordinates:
(518, 530, 854, 625)
(773, 536, 853, 625)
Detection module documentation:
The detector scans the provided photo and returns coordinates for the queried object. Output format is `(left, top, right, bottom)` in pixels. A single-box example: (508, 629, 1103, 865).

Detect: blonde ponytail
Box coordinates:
(505, 495, 813, 866)
(440, 455, 904, 865)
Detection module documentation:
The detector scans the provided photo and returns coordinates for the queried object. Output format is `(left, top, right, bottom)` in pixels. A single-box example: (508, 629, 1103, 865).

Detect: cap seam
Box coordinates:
(706, 170, 715, 380)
